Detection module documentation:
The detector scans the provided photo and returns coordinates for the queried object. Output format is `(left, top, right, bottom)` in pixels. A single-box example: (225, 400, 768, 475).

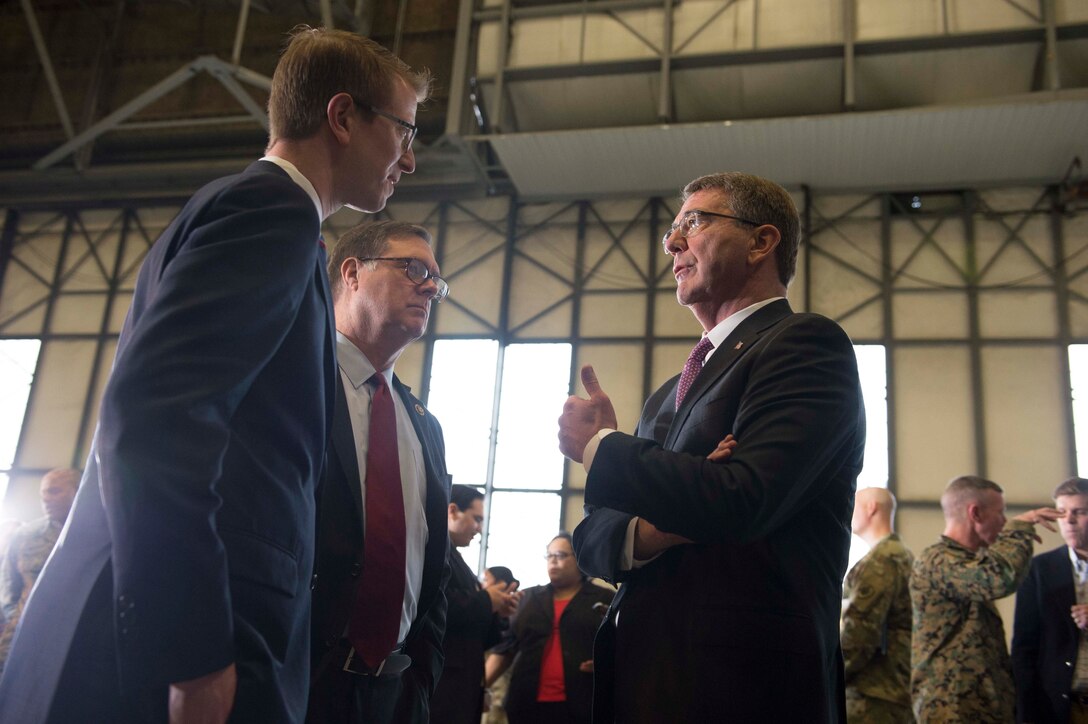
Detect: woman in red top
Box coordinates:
(486, 533, 614, 724)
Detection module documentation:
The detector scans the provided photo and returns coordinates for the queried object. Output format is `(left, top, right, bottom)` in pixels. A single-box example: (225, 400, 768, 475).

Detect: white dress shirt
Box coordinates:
(337, 332, 429, 643)
(580, 296, 784, 571)
(259, 155, 324, 222)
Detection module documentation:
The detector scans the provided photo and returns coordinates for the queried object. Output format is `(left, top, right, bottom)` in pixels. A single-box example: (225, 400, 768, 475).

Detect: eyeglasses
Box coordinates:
(351, 97, 418, 154)
(544, 552, 573, 562)
(662, 209, 763, 254)
(357, 257, 449, 302)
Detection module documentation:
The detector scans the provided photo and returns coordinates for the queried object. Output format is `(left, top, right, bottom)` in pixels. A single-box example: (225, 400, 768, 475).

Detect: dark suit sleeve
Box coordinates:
(573, 506, 634, 584)
(1012, 558, 1043, 723)
(96, 174, 319, 685)
(584, 315, 861, 545)
(445, 561, 504, 649)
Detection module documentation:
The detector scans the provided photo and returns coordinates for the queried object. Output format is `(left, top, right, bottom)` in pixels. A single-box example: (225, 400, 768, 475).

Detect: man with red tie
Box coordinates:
(308, 220, 453, 723)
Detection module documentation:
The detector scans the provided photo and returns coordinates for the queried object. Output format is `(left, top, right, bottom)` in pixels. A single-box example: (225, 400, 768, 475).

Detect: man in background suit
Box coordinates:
(308, 220, 452, 723)
(431, 484, 519, 724)
(559, 172, 866, 723)
(0, 28, 430, 723)
(1013, 477, 1088, 724)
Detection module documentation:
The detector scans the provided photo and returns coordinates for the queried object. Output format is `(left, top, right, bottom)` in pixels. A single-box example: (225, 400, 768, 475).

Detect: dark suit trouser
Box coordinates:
(508, 701, 581, 724)
(308, 665, 404, 724)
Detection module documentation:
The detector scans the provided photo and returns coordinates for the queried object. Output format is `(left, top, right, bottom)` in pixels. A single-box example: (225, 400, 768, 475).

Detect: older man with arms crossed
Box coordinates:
(0, 28, 430, 724)
(307, 220, 452, 724)
(559, 172, 866, 723)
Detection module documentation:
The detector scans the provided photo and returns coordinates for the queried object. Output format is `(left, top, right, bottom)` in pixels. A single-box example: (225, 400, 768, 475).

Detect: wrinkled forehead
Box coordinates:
(679, 188, 731, 217)
(385, 234, 438, 268)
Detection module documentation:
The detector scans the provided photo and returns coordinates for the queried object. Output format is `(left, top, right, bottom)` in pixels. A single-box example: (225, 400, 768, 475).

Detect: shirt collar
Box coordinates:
(336, 332, 394, 389)
(1070, 546, 1088, 584)
(259, 155, 324, 222)
(702, 297, 785, 359)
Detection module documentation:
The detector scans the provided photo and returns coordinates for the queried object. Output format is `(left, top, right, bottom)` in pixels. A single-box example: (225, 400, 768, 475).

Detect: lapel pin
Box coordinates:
(414, 403, 426, 416)
(734, 341, 744, 350)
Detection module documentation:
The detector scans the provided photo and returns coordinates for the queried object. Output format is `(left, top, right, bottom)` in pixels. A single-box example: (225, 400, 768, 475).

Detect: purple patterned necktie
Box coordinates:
(676, 336, 715, 409)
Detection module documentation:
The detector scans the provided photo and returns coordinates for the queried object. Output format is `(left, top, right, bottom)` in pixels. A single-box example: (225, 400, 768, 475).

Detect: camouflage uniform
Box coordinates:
(841, 533, 914, 723)
(909, 520, 1035, 724)
(0, 517, 62, 671)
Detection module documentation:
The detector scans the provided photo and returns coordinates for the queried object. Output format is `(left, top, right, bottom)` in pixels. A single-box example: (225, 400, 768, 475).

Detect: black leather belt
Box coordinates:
(342, 644, 411, 677)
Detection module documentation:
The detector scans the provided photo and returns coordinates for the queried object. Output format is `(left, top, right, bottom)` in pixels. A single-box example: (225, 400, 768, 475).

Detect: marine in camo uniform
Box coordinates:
(909, 475, 1060, 724)
(0, 468, 80, 672)
(842, 487, 914, 723)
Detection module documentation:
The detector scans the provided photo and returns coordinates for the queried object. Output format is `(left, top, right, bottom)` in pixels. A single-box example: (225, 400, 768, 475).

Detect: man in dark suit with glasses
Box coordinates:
(308, 220, 453, 724)
(560, 172, 865, 723)
(0, 28, 430, 724)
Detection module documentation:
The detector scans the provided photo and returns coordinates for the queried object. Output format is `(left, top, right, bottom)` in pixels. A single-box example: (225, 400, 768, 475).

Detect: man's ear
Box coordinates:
(327, 92, 356, 146)
(340, 256, 360, 291)
(447, 502, 460, 520)
(747, 224, 782, 266)
(865, 499, 879, 520)
(967, 502, 983, 524)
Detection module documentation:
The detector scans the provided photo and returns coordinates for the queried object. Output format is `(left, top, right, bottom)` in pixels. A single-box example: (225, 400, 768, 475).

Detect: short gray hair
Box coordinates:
(682, 172, 800, 285)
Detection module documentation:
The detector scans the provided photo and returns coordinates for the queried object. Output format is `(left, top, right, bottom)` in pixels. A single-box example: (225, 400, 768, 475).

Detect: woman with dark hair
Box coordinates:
(485, 533, 614, 724)
(484, 566, 518, 589)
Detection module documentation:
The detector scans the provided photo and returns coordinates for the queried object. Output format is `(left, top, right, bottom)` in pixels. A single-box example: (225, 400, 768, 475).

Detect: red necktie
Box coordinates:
(676, 336, 715, 409)
(347, 373, 407, 668)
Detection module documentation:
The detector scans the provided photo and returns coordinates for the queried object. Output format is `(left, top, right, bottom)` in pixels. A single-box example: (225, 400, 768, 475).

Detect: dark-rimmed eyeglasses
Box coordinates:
(662, 209, 763, 254)
(544, 552, 573, 562)
(357, 256, 449, 302)
(351, 98, 418, 154)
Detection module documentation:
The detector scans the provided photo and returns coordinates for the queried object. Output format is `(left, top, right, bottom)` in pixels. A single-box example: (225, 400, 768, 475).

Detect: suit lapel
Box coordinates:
(315, 246, 337, 436)
(1047, 549, 1078, 629)
(330, 378, 364, 525)
(392, 375, 450, 610)
(665, 299, 793, 449)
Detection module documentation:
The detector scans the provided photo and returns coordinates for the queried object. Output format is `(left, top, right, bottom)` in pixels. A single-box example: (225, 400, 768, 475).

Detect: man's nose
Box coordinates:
(399, 146, 416, 174)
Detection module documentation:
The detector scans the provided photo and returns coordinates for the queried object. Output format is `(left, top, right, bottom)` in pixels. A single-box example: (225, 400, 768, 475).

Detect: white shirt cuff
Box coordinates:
(582, 428, 616, 472)
(621, 517, 663, 571)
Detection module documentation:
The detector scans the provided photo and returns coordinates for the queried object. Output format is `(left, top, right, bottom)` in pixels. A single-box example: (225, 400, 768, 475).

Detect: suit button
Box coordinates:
(351, 563, 361, 577)
(1063, 694, 1070, 700)
(118, 594, 129, 607)
(310, 573, 318, 591)
(119, 610, 127, 620)
(1067, 661, 1074, 667)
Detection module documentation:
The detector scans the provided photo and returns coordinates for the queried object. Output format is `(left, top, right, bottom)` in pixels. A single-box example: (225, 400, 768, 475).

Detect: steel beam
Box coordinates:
(20, 0, 75, 141)
(446, 0, 477, 137)
(231, 0, 252, 66)
(475, 0, 661, 22)
(32, 56, 273, 170)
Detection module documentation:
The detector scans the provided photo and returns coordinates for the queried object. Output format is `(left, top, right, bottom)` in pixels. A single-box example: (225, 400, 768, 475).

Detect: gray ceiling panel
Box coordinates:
(487, 93, 1088, 198)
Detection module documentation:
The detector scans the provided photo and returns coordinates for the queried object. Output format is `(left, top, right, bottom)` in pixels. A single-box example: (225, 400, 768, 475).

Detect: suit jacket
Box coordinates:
(309, 374, 451, 720)
(497, 581, 614, 722)
(429, 547, 505, 724)
(1012, 546, 1079, 723)
(0, 160, 336, 723)
(573, 300, 864, 724)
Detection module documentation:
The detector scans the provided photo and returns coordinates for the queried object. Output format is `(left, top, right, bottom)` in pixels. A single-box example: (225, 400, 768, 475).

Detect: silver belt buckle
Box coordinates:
(343, 647, 386, 676)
